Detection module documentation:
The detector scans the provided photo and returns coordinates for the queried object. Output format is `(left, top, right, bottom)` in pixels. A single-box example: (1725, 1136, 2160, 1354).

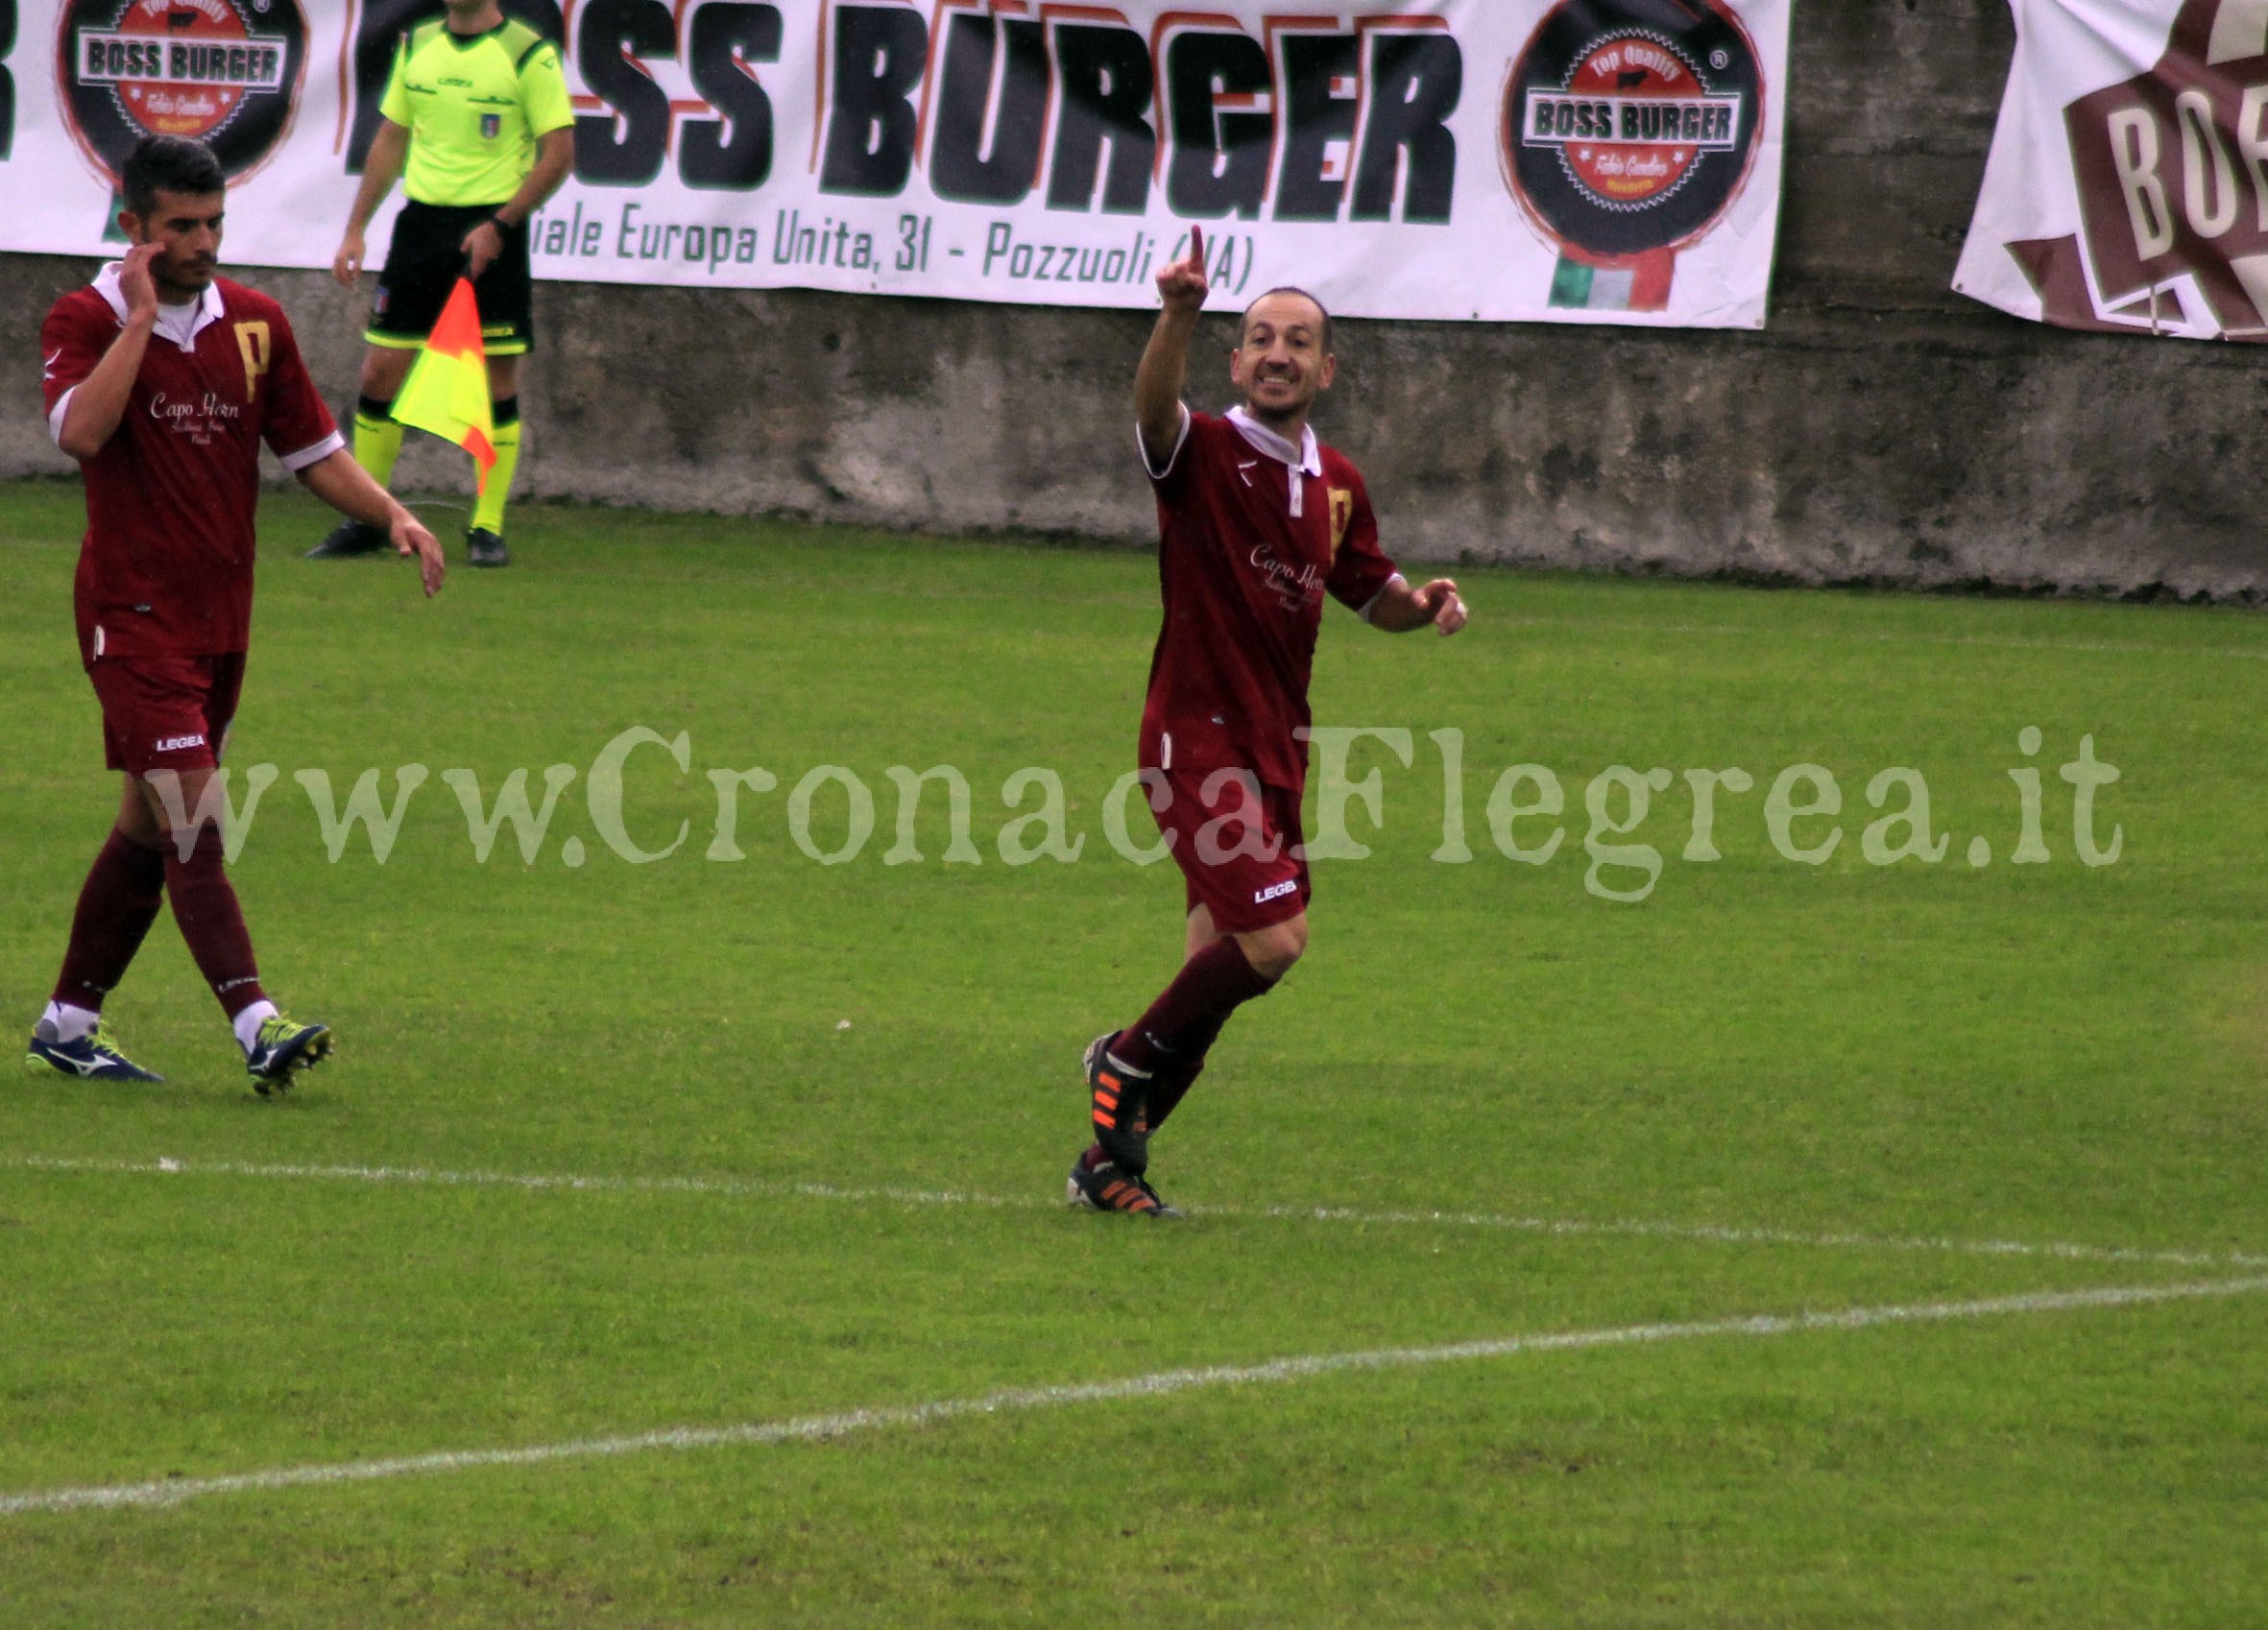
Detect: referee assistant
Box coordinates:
(314, 0, 572, 568)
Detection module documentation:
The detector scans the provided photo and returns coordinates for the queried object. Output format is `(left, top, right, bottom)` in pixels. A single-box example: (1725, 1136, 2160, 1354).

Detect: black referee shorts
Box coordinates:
(366, 199, 533, 356)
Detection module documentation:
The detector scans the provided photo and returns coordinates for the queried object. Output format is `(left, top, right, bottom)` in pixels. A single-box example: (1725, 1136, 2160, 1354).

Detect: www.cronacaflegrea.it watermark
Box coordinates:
(141, 725, 2124, 903)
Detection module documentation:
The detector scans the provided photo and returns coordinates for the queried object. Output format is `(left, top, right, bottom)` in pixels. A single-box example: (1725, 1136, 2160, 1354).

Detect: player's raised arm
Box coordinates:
(54, 245, 160, 460)
(1135, 226, 1209, 467)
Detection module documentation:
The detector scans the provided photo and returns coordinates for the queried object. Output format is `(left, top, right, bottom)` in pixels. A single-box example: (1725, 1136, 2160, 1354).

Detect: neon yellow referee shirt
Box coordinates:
(379, 17, 573, 208)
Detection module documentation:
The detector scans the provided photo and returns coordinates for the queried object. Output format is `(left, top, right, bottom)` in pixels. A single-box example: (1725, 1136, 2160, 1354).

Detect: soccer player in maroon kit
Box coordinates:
(25, 135, 446, 1091)
(1069, 229, 1470, 1216)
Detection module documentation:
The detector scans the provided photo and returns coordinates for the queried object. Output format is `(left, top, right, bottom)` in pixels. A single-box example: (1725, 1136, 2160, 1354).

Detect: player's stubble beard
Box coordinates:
(151, 247, 218, 304)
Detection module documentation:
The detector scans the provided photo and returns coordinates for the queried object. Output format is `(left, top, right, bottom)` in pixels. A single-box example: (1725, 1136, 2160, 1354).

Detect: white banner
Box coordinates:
(1957, 0, 2268, 340)
(1, 0, 1788, 326)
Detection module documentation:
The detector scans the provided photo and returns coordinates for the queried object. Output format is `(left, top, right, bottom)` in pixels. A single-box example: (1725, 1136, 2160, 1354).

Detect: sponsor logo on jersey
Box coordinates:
(1247, 544, 1324, 614)
(1503, 0, 1764, 260)
(60, 0, 310, 196)
(148, 389, 245, 445)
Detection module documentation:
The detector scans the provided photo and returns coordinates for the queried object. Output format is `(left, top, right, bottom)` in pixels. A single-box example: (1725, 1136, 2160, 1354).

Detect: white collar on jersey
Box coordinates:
(1225, 404, 1322, 477)
(92, 261, 225, 351)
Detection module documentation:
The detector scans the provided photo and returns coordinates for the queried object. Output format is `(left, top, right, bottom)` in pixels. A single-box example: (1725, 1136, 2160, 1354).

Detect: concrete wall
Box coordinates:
(4, 3, 2260, 601)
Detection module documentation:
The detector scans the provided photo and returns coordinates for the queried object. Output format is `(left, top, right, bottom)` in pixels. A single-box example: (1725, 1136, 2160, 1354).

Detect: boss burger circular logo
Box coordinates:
(58, 0, 308, 184)
(1503, 0, 1764, 259)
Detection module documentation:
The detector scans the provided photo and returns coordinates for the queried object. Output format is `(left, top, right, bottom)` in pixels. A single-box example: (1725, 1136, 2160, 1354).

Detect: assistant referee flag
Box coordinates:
(392, 278, 495, 491)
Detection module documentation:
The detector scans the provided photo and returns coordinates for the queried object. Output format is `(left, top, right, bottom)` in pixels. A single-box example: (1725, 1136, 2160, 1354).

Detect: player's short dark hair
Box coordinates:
(1242, 287, 1333, 353)
(121, 135, 226, 220)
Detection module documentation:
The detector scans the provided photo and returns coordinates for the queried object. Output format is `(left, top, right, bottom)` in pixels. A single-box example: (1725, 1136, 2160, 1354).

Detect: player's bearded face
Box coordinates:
(130, 190, 226, 298)
(1232, 296, 1335, 426)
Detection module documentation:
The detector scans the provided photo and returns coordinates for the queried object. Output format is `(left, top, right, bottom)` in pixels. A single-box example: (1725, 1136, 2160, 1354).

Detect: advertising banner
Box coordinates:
(2, 0, 1788, 326)
(1957, 0, 2268, 340)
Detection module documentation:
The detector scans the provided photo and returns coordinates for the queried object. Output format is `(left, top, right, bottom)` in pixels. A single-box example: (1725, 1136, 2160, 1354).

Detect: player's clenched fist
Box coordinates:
(1156, 225, 1209, 313)
(1412, 579, 1468, 636)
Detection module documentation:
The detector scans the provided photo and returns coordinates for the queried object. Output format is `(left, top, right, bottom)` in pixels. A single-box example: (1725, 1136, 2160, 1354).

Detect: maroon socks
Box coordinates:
(51, 827, 168, 1012)
(162, 826, 266, 1018)
(1110, 937, 1277, 1127)
(1143, 1010, 1227, 1134)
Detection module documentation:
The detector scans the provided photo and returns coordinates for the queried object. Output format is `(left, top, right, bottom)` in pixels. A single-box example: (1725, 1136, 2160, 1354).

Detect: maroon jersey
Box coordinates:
(42, 267, 343, 660)
(1140, 406, 1400, 793)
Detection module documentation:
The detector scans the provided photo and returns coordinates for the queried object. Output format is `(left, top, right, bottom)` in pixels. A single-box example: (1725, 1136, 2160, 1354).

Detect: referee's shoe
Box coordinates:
(468, 527, 509, 567)
(306, 519, 388, 559)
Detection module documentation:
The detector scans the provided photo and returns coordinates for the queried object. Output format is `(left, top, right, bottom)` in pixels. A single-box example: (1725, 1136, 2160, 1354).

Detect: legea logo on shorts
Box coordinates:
(60, 0, 310, 225)
(155, 732, 207, 754)
(1254, 879, 1299, 904)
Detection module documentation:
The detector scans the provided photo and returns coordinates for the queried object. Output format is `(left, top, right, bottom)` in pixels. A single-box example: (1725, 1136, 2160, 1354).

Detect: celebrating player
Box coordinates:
(1070, 228, 1470, 1217)
(312, 0, 573, 568)
(26, 134, 445, 1091)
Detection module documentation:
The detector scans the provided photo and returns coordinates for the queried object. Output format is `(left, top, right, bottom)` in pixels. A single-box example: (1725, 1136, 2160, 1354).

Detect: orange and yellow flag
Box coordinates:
(392, 277, 495, 491)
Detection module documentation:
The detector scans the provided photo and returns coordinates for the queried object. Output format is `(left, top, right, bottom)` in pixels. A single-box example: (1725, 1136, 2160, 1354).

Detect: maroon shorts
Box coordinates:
(88, 653, 246, 777)
(1148, 764, 1311, 934)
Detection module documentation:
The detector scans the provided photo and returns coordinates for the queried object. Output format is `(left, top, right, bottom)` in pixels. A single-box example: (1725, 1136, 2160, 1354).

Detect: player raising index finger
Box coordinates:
(1070, 231, 1471, 1219)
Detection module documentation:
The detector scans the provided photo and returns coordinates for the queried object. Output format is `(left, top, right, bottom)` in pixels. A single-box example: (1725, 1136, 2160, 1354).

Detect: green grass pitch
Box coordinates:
(2, 476, 2264, 1626)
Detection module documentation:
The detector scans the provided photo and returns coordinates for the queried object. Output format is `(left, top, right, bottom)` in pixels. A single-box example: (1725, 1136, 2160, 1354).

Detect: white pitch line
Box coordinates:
(9, 1153, 2264, 1272)
(5, 1274, 2264, 1519)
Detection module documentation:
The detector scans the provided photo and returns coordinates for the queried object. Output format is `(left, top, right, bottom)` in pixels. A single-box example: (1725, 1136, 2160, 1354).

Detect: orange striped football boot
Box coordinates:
(1066, 1146, 1181, 1218)
(1083, 1031, 1152, 1176)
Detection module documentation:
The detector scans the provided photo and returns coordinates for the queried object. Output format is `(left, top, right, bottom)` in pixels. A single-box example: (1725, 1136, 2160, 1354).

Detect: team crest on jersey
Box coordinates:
(1328, 488, 1354, 557)
(232, 319, 270, 404)
(481, 112, 502, 139)
(1503, 0, 1764, 260)
(61, 0, 309, 201)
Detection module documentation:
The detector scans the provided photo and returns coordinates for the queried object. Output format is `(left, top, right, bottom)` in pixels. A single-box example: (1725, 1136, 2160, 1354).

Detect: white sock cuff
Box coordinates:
(232, 999, 278, 1054)
(44, 1001, 101, 1043)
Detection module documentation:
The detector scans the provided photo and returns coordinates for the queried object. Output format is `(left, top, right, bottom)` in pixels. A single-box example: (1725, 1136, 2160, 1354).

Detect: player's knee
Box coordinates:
(1242, 919, 1307, 981)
